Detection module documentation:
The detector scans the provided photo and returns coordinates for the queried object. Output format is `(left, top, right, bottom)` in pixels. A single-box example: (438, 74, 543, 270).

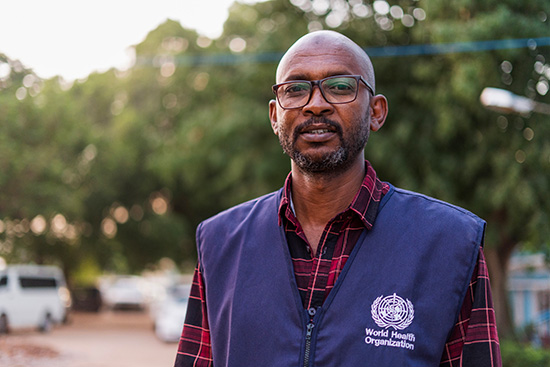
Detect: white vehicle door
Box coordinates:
(19, 275, 57, 327)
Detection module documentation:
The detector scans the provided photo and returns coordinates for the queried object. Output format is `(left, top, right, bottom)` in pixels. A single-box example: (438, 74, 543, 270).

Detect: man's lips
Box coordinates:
(292, 118, 342, 144)
(298, 124, 338, 142)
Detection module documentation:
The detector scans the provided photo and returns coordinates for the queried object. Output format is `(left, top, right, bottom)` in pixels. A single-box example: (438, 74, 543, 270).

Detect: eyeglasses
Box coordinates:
(272, 75, 374, 110)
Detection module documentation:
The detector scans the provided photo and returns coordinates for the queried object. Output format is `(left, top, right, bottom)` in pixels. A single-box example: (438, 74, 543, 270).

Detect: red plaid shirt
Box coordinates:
(175, 162, 501, 367)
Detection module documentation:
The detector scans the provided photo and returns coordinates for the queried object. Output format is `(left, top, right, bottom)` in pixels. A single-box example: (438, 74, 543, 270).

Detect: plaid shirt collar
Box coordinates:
(278, 160, 387, 230)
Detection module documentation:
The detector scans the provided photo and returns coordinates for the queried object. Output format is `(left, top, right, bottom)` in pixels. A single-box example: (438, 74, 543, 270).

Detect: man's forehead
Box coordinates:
(278, 54, 356, 81)
(276, 32, 373, 83)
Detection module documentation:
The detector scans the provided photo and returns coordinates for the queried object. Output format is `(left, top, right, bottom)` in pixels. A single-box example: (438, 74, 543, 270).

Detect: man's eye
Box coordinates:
(285, 83, 310, 94)
(332, 84, 352, 90)
(324, 79, 356, 93)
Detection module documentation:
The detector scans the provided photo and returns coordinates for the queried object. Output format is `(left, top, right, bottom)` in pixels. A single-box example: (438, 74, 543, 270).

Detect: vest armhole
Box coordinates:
(447, 232, 483, 342)
(195, 221, 205, 273)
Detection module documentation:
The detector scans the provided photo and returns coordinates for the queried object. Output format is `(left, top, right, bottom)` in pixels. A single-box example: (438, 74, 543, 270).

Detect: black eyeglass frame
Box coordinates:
(272, 75, 375, 110)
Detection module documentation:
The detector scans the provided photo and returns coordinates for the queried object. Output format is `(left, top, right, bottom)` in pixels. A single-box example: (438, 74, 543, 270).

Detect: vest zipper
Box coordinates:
(303, 322, 315, 367)
(303, 307, 317, 367)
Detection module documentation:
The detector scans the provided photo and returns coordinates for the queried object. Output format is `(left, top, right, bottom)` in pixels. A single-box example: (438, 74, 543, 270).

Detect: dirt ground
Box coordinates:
(0, 310, 179, 367)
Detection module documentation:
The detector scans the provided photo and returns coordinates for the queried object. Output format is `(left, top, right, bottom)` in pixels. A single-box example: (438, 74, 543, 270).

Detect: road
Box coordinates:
(0, 310, 180, 367)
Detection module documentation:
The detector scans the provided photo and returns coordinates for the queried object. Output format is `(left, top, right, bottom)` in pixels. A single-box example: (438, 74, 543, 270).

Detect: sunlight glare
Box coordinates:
(30, 215, 47, 235)
(0, 0, 265, 81)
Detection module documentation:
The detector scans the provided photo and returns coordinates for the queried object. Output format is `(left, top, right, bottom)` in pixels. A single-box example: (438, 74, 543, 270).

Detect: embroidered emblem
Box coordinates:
(371, 293, 414, 330)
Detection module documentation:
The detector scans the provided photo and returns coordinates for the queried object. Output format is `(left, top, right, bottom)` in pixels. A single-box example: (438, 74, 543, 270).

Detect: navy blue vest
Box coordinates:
(197, 185, 485, 367)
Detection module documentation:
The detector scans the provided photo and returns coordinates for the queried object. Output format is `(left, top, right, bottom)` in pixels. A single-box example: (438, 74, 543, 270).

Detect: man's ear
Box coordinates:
(269, 99, 279, 135)
(369, 94, 388, 132)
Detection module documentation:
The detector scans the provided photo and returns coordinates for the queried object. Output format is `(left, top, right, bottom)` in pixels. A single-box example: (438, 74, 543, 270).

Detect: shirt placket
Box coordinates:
(305, 218, 344, 309)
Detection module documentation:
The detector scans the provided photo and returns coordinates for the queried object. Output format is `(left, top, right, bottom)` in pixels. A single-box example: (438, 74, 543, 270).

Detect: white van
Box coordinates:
(0, 265, 72, 333)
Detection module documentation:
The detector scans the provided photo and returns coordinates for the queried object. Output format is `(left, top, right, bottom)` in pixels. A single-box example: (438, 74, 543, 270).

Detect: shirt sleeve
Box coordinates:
(439, 248, 502, 367)
(174, 263, 213, 367)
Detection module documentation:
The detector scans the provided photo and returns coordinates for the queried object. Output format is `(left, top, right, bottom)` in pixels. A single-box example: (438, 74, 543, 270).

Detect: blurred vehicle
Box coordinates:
(71, 286, 103, 312)
(0, 264, 72, 333)
(154, 284, 191, 343)
(101, 276, 147, 311)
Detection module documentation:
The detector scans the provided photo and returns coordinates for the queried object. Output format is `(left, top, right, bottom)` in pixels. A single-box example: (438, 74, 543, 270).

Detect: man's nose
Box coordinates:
(302, 86, 334, 116)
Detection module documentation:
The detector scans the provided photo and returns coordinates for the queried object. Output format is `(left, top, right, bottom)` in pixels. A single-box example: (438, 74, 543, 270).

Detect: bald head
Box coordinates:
(276, 31, 376, 93)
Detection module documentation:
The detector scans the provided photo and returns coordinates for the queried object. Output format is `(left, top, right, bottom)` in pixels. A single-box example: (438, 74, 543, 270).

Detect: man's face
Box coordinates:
(276, 110, 370, 175)
(270, 40, 373, 176)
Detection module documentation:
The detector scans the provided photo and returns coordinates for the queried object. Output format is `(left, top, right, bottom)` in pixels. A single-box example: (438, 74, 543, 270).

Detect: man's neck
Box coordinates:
(290, 158, 366, 252)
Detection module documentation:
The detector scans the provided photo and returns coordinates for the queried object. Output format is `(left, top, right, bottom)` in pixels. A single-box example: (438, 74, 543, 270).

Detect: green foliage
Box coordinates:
(501, 340, 550, 367)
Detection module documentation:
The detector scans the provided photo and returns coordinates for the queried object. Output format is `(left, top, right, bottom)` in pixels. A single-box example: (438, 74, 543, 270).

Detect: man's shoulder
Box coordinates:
(385, 184, 485, 225)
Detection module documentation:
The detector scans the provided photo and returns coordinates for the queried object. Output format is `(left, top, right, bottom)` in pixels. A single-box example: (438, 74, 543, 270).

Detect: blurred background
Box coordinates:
(0, 0, 549, 366)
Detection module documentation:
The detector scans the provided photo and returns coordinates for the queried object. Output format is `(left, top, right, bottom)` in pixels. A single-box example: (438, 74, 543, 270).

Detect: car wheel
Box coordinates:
(39, 313, 53, 333)
(0, 314, 8, 334)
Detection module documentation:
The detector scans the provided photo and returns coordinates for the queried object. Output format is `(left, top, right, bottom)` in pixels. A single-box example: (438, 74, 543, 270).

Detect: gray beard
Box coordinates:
(291, 146, 348, 174)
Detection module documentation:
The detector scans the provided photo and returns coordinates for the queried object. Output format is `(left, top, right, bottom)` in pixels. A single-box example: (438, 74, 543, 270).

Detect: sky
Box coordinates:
(0, 0, 261, 81)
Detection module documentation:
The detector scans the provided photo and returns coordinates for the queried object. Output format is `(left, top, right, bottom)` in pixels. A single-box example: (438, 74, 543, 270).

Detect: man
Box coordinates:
(175, 31, 501, 367)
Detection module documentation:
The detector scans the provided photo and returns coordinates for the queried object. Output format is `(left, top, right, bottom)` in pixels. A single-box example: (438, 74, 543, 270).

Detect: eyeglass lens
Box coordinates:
(277, 77, 359, 108)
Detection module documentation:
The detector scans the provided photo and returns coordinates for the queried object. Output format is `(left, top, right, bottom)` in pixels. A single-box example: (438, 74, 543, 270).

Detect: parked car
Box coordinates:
(71, 286, 103, 312)
(0, 264, 71, 333)
(101, 276, 148, 310)
(154, 284, 190, 342)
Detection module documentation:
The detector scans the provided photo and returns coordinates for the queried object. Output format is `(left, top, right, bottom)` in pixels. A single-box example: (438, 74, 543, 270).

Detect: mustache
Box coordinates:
(294, 117, 343, 136)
